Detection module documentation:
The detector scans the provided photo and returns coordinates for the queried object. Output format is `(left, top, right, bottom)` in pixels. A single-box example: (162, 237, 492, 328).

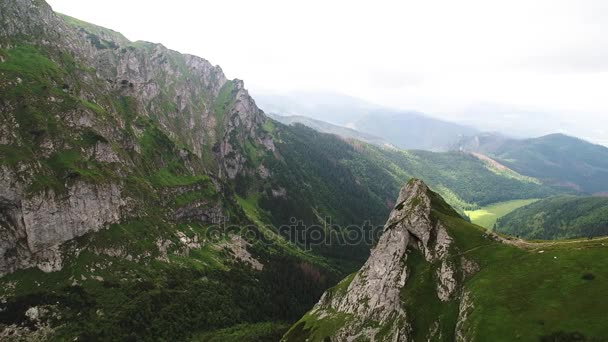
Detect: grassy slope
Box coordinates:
(443, 208, 608, 341)
(463, 236, 608, 340)
(495, 195, 608, 239)
(465, 198, 539, 229)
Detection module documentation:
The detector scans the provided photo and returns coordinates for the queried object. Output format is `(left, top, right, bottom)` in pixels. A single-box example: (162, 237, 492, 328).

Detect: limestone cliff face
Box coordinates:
(295, 179, 476, 341)
(0, 178, 124, 275)
(0, 0, 275, 275)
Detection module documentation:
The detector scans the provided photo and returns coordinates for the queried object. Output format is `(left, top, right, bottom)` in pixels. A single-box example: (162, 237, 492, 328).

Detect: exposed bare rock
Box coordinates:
(271, 187, 287, 198)
(437, 259, 457, 301)
(0, 305, 57, 341)
(172, 200, 225, 224)
(22, 182, 123, 252)
(296, 179, 479, 341)
(155, 238, 172, 262)
(461, 256, 480, 278)
(0, 181, 124, 275)
(456, 291, 475, 342)
(257, 164, 270, 179)
(217, 235, 263, 271)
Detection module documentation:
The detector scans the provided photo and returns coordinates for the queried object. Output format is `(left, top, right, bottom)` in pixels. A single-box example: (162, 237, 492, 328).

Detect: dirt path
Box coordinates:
(498, 234, 608, 251)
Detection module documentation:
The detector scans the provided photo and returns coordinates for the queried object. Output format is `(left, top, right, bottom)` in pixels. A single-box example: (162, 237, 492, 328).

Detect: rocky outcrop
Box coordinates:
(172, 200, 225, 224)
(216, 235, 264, 271)
(299, 179, 476, 341)
(0, 180, 124, 276)
(216, 80, 275, 179)
(455, 291, 475, 342)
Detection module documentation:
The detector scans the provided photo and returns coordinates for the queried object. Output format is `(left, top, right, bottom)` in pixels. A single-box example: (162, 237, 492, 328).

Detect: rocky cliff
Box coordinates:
(0, 0, 275, 275)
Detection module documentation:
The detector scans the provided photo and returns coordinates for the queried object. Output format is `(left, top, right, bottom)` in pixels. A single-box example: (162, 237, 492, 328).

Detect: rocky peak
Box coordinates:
(386, 178, 454, 261)
(297, 179, 470, 341)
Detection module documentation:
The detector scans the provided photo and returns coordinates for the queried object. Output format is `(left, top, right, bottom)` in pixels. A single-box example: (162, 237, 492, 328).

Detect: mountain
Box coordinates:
(495, 195, 608, 240)
(0, 0, 278, 276)
(266, 113, 390, 147)
(457, 133, 608, 193)
(254, 92, 478, 151)
(0, 0, 594, 340)
(283, 179, 608, 341)
(0, 1, 350, 339)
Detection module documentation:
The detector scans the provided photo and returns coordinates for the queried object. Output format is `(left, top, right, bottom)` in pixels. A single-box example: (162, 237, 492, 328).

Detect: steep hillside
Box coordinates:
(495, 195, 608, 239)
(2, 1, 530, 339)
(284, 179, 608, 341)
(457, 133, 608, 193)
(0, 0, 279, 275)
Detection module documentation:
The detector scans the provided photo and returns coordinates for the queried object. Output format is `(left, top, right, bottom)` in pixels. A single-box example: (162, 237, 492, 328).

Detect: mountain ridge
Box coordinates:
(284, 179, 608, 341)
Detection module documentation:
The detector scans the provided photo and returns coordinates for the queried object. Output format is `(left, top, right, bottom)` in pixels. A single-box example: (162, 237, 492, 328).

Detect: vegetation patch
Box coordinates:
(495, 195, 608, 239)
(465, 198, 539, 229)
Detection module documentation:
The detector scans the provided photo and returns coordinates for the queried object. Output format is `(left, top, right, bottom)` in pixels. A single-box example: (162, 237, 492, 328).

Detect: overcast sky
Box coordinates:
(47, 0, 608, 145)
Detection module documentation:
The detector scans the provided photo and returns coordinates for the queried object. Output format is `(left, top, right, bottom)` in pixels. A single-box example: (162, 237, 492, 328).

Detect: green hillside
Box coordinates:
(495, 195, 608, 239)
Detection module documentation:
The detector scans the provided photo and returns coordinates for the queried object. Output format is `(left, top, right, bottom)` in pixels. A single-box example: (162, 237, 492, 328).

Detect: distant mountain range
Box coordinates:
(266, 113, 390, 147)
(254, 91, 478, 151)
(259, 90, 608, 195)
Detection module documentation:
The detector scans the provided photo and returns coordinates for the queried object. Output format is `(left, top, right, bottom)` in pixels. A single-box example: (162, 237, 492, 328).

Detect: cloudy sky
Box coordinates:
(48, 0, 608, 145)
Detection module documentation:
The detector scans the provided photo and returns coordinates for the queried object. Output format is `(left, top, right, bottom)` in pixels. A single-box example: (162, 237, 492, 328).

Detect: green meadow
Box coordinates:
(465, 199, 539, 229)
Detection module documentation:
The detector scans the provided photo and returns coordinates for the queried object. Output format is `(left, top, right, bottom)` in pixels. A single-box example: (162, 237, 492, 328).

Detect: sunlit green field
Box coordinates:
(465, 199, 539, 229)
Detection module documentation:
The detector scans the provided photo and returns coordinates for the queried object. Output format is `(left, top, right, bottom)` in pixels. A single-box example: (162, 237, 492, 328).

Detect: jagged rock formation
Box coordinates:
(284, 179, 480, 341)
